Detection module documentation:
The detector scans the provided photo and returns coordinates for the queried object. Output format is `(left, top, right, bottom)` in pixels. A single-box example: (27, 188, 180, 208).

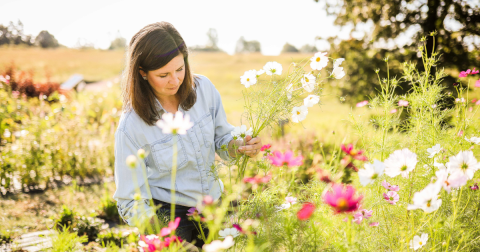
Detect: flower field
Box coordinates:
(2, 34, 480, 251)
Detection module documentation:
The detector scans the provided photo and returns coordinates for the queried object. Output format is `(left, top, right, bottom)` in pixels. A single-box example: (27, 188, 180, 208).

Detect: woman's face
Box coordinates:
(140, 53, 185, 100)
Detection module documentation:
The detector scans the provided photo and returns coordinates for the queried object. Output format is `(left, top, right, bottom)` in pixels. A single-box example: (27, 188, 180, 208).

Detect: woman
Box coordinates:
(113, 22, 262, 247)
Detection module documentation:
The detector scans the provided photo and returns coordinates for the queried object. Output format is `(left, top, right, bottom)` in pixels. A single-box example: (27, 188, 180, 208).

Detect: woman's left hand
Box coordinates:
(238, 136, 262, 158)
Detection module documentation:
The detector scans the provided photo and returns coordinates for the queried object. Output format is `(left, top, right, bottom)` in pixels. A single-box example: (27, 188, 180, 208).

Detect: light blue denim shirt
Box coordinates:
(113, 74, 235, 226)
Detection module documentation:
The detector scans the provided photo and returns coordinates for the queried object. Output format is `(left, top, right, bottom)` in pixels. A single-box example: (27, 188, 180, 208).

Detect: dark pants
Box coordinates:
(153, 199, 208, 248)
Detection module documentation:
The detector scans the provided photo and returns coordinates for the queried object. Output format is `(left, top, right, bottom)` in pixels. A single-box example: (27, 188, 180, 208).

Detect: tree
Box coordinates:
(34, 30, 59, 48)
(206, 28, 219, 50)
(109, 31, 126, 50)
(315, 0, 480, 102)
(0, 20, 34, 46)
(299, 44, 318, 53)
(281, 43, 299, 53)
(235, 36, 261, 53)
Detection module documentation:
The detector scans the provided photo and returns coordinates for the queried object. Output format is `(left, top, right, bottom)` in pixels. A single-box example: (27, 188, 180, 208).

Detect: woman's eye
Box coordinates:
(159, 75, 167, 78)
(177, 67, 184, 71)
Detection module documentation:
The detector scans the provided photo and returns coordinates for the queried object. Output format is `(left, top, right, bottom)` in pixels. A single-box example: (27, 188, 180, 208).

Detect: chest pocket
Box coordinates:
(198, 114, 214, 148)
(151, 136, 188, 173)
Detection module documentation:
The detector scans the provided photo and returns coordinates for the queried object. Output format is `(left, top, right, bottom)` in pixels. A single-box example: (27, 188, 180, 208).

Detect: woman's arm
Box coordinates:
(227, 135, 263, 158)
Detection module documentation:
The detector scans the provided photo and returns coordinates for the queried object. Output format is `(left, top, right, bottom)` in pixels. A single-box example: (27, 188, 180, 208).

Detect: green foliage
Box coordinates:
(0, 229, 13, 246)
(73, 216, 105, 243)
(97, 184, 121, 223)
(281, 43, 299, 53)
(47, 226, 88, 252)
(53, 205, 77, 231)
(96, 228, 139, 248)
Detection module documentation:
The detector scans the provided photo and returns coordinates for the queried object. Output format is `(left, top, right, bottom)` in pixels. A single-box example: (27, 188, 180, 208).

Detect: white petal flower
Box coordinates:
(465, 136, 480, 145)
(301, 73, 316, 92)
(285, 196, 297, 204)
(291, 106, 308, 123)
(435, 168, 467, 193)
(427, 144, 442, 158)
(446, 150, 479, 180)
(333, 58, 345, 68)
(407, 183, 442, 213)
(358, 159, 385, 186)
(275, 203, 291, 212)
(256, 69, 265, 76)
(409, 233, 428, 251)
(203, 236, 235, 252)
(219, 228, 240, 239)
(155, 111, 194, 135)
(384, 148, 418, 178)
(263, 61, 283, 75)
(231, 125, 253, 139)
(304, 95, 320, 107)
(310, 52, 329, 70)
(240, 70, 257, 88)
(332, 67, 345, 79)
(286, 83, 293, 100)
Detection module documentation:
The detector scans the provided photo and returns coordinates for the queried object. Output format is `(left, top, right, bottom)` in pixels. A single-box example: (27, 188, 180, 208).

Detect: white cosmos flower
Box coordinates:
(446, 150, 479, 180)
(230, 125, 253, 139)
(332, 67, 345, 79)
(286, 83, 293, 100)
(427, 144, 442, 158)
(407, 183, 442, 213)
(310, 52, 329, 70)
(275, 203, 291, 212)
(263, 61, 283, 75)
(384, 148, 418, 178)
(291, 106, 308, 123)
(301, 73, 316, 92)
(256, 69, 265, 76)
(435, 168, 467, 193)
(240, 70, 257, 88)
(409, 233, 428, 251)
(358, 159, 385, 186)
(304, 95, 320, 107)
(333, 58, 345, 68)
(203, 236, 235, 252)
(156, 111, 194, 135)
(219, 228, 240, 239)
(465, 136, 480, 145)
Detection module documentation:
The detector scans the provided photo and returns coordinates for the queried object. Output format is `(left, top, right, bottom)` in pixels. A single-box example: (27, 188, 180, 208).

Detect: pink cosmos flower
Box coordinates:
(476, 100, 480, 106)
(472, 68, 479, 75)
(285, 196, 298, 204)
(159, 217, 181, 237)
(341, 144, 368, 161)
(186, 207, 201, 216)
(369, 222, 379, 227)
(475, 79, 480, 88)
(233, 223, 257, 235)
(163, 236, 183, 247)
(383, 191, 399, 205)
(458, 130, 464, 137)
(139, 234, 164, 252)
(356, 100, 368, 107)
(390, 108, 397, 113)
(382, 180, 400, 191)
(473, 99, 478, 103)
(353, 212, 363, 224)
(267, 150, 303, 167)
(261, 144, 271, 151)
(323, 184, 363, 213)
(471, 183, 479, 191)
(202, 195, 214, 205)
(353, 209, 373, 224)
(297, 202, 316, 220)
(243, 173, 272, 184)
(398, 100, 409, 107)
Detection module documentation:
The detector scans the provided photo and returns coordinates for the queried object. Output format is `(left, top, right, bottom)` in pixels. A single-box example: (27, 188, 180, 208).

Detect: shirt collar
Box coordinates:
(154, 96, 184, 116)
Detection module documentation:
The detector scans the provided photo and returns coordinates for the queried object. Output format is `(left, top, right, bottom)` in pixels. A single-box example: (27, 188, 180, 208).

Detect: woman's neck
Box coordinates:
(157, 95, 180, 113)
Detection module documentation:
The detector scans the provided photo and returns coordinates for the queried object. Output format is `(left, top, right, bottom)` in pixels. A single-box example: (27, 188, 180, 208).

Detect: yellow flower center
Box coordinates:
(316, 57, 320, 62)
(461, 163, 468, 170)
(297, 111, 301, 115)
(305, 77, 309, 82)
(337, 198, 348, 210)
(246, 78, 250, 81)
(419, 242, 423, 245)
(401, 165, 408, 171)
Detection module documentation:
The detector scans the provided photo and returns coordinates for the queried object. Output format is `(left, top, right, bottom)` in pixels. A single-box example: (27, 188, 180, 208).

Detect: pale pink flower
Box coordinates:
(390, 108, 397, 113)
(356, 100, 368, 107)
(285, 196, 298, 205)
(159, 217, 181, 237)
(267, 150, 303, 167)
(382, 180, 400, 191)
(369, 222, 379, 227)
(383, 191, 399, 205)
(398, 100, 409, 107)
(475, 79, 480, 88)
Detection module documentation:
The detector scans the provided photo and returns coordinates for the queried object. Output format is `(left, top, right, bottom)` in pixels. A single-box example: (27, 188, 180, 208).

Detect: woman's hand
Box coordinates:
(237, 135, 262, 158)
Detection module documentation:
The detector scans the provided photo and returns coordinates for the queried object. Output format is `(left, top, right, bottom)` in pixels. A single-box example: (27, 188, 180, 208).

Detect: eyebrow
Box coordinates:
(158, 64, 185, 75)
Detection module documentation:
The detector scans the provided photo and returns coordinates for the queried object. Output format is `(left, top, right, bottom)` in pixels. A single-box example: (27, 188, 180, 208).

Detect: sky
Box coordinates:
(0, 0, 362, 55)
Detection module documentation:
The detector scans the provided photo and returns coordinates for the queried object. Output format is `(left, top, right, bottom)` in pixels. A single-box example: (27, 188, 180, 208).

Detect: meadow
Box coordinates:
(1, 41, 480, 251)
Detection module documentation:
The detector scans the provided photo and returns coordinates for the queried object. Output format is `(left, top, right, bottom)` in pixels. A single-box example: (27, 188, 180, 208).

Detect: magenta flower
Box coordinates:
(160, 217, 181, 237)
(186, 207, 201, 216)
(243, 173, 272, 184)
(473, 68, 479, 74)
(383, 191, 399, 205)
(297, 202, 316, 220)
(139, 234, 164, 252)
(471, 183, 479, 191)
(341, 144, 368, 161)
(356, 100, 368, 107)
(459, 68, 479, 78)
(267, 150, 303, 167)
(353, 208, 373, 224)
(323, 184, 363, 213)
(382, 180, 400, 191)
(261, 144, 271, 151)
(398, 100, 409, 107)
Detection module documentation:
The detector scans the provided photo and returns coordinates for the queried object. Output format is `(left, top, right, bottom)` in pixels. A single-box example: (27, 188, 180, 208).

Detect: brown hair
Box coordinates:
(121, 21, 198, 126)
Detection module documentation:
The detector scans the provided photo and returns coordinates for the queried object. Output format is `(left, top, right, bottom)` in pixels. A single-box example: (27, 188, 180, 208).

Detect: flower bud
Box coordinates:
(203, 195, 214, 205)
(134, 193, 141, 201)
(137, 149, 146, 159)
(126, 155, 137, 168)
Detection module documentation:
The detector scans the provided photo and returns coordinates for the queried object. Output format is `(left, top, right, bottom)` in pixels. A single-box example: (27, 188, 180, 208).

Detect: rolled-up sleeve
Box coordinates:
(212, 86, 235, 161)
(113, 129, 156, 226)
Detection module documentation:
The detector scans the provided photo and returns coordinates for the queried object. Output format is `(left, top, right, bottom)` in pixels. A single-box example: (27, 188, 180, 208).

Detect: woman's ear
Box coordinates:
(139, 67, 146, 77)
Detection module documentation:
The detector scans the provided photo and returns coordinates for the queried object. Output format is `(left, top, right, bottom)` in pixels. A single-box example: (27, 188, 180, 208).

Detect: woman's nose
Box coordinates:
(170, 73, 181, 85)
